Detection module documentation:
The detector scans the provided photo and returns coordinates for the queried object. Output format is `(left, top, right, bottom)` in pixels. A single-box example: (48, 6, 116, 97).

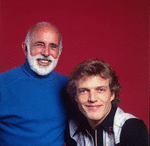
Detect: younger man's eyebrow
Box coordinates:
(96, 86, 108, 89)
(77, 86, 108, 90)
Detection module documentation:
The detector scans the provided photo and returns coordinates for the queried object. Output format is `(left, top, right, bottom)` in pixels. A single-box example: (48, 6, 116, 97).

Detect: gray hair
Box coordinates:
(25, 22, 62, 50)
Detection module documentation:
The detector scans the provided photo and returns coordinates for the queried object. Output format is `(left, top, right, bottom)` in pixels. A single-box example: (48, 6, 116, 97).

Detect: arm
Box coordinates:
(117, 118, 148, 146)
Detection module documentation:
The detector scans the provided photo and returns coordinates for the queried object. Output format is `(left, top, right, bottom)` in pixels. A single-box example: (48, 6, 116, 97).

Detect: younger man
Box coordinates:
(66, 59, 148, 146)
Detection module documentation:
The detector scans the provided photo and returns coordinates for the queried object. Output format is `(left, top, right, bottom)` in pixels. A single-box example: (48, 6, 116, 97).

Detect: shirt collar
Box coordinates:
(69, 107, 117, 137)
(96, 107, 117, 134)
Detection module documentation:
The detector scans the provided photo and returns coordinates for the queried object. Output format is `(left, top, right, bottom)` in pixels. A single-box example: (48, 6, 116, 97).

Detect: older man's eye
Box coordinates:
(35, 43, 44, 47)
(51, 45, 56, 48)
(38, 44, 44, 46)
(50, 44, 58, 49)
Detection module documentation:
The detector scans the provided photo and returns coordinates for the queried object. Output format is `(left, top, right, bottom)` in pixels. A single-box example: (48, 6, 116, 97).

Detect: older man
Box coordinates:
(66, 59, 148, 146)
(0, 22, 68, 145)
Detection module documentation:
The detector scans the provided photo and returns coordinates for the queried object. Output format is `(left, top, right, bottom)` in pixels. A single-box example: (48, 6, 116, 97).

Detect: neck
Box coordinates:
(88, 106, 112, 130)
(88, 120, 101, 130)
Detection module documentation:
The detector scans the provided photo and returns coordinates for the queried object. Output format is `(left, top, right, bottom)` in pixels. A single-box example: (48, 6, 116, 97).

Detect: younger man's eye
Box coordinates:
(78, 89, 87, 94)
(99, 88, 105, 92)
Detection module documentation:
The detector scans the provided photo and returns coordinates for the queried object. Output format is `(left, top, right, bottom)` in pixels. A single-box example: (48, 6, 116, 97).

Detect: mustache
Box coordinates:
(34, 55, 55, 61)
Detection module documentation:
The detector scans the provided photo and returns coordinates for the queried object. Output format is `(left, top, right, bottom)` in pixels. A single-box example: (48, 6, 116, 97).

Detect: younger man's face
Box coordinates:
(76, 75, 114, 129)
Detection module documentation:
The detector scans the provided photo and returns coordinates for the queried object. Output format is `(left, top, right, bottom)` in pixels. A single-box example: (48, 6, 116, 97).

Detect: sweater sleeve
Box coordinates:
(116, 118, 148, 146)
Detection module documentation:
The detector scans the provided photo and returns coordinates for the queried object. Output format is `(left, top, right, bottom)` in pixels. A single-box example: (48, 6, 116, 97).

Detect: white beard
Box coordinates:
(27, 51, 59, 76)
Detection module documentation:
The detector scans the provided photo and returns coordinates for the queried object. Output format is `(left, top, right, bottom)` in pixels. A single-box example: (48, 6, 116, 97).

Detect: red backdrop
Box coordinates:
(0, 0, 149, 129)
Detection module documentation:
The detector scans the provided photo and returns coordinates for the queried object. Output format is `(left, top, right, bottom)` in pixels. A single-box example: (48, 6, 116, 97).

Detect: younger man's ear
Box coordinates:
(22, 42, 28, 56)
(110, 93, 115, 101)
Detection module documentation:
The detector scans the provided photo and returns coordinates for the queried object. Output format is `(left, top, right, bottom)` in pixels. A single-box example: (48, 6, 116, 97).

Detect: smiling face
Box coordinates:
(22, 25, 61, 76)
(76, 75, 115, 129)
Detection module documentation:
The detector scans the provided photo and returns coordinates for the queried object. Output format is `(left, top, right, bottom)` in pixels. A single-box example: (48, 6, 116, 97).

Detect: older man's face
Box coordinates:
(24, 26, 61, 76)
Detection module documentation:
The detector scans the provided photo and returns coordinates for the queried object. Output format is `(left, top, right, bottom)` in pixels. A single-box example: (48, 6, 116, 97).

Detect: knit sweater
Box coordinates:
(0, 60, 68, 146)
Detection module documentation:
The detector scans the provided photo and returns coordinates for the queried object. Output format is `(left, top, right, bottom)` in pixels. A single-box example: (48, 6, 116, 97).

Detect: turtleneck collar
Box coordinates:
(21, 59, 55, 79)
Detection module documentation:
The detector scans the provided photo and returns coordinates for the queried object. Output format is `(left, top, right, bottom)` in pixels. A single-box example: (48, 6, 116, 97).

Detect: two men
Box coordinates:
(66, 59, 148, 146)
(0, 22, 148, 146)
(0, 22, 68, 145)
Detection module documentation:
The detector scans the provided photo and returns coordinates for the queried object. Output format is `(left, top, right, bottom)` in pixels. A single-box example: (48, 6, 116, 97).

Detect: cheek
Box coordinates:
(99, 93, 112, 102)
(76, 96, 88, 105)
(77, 101, 85, 113)
(30, 48, 41, 56)
(103, 98, 112, 110)
(50, 50, 60, 59)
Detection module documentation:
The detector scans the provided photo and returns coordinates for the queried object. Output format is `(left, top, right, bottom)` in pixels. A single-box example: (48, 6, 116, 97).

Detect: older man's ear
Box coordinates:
(22, 42, 28, 56)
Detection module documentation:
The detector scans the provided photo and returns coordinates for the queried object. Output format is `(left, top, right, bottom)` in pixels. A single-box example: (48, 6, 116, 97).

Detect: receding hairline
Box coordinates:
(29, 23, 61, 39)
(25, 22, 62, 48)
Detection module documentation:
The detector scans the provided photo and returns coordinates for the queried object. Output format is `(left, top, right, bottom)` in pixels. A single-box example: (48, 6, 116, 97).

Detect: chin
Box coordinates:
(32, 64, 54, 76)
(27, 53, 59, 76)
(85, 112, 102, 120)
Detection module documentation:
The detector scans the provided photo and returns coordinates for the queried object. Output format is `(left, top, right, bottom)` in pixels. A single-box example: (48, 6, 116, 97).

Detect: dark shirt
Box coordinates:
(65, 107, 148, 146)
(86, 107, 117, 146)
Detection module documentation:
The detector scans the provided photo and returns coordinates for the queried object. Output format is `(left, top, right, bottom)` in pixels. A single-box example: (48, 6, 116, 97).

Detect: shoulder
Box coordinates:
(113, 108, 148, 145)
(0, 66, 23, 85)
(114, 107, 136, 126)
(120, 118, 148, 145)
(121, 118, 148, 135)
(53, 71, 68, 84)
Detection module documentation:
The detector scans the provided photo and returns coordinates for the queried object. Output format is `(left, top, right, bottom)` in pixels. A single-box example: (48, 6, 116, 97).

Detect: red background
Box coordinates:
(0, 0, 149, 129)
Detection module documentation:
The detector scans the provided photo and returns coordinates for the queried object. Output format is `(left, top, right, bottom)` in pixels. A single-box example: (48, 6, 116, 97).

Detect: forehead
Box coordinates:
(29, 25, 60, 42)
(77, 75, 109, 88)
